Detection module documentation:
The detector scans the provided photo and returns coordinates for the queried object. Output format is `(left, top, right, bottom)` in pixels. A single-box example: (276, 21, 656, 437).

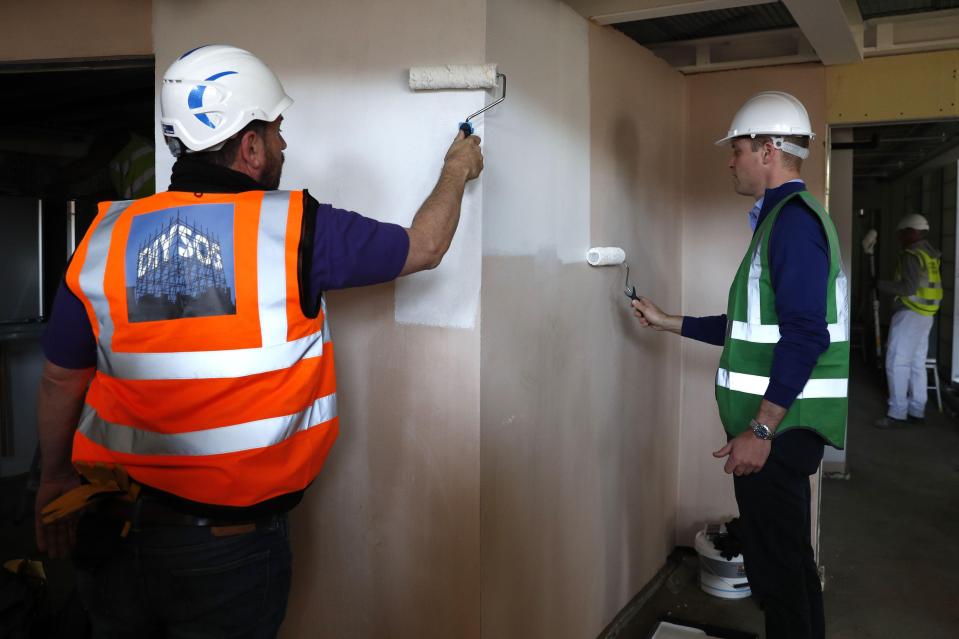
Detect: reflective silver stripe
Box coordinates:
(909, 295, 942, 305)
(78, 392, 337, 457)
(129, 145, 153, 162)
(732, 321, 849, 344)
(257, 191, 291, 347)
(321, 295, 331, 341)
(84, 192, 329, 380)
(78, 201, 136, 350)
(747, 240, 762, 325)
(834, 269, 849, 340)
(129, 165, 155, 197)
(716, 368, 847, 399)
(98, 330, 329, 380)
(740, 239, 849, 344)
(730, 321, 780, 343)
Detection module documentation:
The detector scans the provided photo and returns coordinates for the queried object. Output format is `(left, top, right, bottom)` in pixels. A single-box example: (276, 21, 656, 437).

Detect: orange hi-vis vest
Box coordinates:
(65, 190, 338, 507)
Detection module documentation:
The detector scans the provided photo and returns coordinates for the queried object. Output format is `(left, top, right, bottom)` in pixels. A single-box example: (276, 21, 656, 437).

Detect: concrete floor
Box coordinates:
(619, 358, 959, 638)
(818, 360, 959, 638)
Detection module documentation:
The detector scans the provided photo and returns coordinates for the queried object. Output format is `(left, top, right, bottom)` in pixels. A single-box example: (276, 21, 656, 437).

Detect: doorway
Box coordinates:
(819, 119, 959, 638)
(0, 56, 155, 635)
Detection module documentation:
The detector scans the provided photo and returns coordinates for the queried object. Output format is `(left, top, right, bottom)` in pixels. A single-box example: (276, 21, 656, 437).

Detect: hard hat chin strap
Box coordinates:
(165, 136, 229, 158)
(771, 136, 809, 160)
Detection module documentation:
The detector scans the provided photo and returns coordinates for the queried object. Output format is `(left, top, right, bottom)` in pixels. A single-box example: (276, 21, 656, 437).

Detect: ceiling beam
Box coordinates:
(781, 0, 863, 64)
(645, 27, 819, 74)
(564, 0, 770, 25)
(863, 9, 959, 58)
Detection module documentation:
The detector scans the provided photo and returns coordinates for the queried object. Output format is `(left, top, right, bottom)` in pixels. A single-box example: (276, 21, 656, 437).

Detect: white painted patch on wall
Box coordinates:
(283, 74, 484, 329)
(484, 0, 590, 264)
(153, 0, 489, 330)
(157, 70, 485, 329)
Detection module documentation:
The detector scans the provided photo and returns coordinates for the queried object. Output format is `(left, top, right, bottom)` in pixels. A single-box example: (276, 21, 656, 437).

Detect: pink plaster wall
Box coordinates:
(0, 0, 152, 62)
(479, 16, 686, 637)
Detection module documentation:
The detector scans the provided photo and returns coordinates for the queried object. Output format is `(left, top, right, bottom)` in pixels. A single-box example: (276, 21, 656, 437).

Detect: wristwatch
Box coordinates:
(749, 418, 774, 441)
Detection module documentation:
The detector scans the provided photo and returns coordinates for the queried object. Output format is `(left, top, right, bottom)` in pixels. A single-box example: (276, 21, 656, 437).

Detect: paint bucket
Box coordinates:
(694, 526, 751, 599)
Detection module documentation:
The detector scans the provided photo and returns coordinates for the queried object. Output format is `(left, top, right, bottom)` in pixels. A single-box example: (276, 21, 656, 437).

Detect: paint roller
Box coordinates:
(587, 247, 641, 302)
(408, 64, 506, 136)
(862, 227, 882, 367)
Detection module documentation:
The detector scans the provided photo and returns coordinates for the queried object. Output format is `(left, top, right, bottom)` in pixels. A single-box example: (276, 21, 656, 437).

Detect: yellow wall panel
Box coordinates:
(826, 51, 959, 124)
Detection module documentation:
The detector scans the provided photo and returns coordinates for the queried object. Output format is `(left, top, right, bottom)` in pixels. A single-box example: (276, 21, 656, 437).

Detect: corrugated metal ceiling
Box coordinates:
(614, 2, 795, 46)
(613, 0, 959, 47)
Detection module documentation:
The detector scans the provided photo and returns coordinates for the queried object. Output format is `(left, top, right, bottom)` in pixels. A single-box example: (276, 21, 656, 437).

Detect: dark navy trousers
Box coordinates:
(733, 429, 826, 639)
(74, 511, 292, 638)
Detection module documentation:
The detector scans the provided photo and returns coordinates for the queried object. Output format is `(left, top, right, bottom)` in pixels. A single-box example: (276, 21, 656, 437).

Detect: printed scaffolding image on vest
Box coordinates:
(126, 204, 237, 322)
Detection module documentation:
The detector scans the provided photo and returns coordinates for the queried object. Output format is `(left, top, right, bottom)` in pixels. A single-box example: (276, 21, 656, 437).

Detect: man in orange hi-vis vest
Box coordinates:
(35, 45, 483, 637)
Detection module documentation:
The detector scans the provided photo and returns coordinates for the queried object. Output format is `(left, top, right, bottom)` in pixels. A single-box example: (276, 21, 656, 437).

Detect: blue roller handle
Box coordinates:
(459, 122, 474, 137)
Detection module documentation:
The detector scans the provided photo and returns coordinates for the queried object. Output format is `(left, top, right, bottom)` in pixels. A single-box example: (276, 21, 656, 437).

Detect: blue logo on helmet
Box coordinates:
(188, 71, 238, 129)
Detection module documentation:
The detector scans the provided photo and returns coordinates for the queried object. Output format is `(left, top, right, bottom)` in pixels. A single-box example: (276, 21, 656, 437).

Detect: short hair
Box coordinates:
(748, 135, 809, 171)
(181, 119, 269, 168)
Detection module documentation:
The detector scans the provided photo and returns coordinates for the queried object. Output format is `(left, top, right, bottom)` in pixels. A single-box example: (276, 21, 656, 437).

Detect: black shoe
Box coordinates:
(874, 416, 907, 429)
(907, 415, 926, 424)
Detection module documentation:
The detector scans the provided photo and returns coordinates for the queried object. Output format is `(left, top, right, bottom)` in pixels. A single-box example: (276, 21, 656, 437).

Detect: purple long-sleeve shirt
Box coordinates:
(682, 180, 831, 409)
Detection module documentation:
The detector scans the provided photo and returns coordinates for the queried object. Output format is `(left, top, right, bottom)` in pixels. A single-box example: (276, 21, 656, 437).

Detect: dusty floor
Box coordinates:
(620, 359, 959, 638)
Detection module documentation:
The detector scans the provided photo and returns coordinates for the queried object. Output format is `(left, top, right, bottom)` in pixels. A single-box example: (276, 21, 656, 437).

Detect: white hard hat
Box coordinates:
(715, 91, 815, 158)
(160, 45, 293, 153)
(897, 214, 929, 231)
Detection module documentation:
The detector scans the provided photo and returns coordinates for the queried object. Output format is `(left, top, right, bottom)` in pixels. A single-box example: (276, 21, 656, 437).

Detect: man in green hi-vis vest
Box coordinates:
(631, 92, 848, 639)
(875, 213, 942, 428)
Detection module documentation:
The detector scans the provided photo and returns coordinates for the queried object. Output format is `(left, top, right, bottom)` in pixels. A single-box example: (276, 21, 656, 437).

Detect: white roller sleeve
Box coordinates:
(586, 247, 626, 266)
(409, 64, 498, 90)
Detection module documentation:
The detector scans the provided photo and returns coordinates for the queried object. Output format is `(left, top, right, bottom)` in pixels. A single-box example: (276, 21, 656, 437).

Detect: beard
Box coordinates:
(262, 151, 284, 190)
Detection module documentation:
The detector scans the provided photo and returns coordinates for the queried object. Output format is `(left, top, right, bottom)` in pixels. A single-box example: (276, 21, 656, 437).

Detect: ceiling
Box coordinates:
(857, 0, 959, 20)
(850, 120, 959, 182)
(614, 2, 796, 46)
(566, 0, 959, 73)
(566, 1, 959, 184)
(613, 1, 959, 47)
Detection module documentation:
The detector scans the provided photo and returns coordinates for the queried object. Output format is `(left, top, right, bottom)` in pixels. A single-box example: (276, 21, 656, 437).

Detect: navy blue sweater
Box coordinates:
(682, 181, 830, 409)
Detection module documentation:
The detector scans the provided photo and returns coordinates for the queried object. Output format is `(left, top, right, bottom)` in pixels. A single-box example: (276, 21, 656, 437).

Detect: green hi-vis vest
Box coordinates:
(715, 191, 849, 449)
(898, 247, 942, 317)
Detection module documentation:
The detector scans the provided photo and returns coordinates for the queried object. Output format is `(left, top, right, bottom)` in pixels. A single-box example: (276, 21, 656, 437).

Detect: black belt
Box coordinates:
(96, 497, 275, 531)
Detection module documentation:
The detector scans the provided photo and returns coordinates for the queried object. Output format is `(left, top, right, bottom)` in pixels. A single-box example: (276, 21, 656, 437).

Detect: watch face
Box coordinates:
(752, 424, 772, 440)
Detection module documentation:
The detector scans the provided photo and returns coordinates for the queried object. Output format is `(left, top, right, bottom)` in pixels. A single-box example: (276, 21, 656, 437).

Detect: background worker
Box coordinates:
(631, 92, 848, 639)
(875, 214, 942, 427)
(35, 44, 483, 637)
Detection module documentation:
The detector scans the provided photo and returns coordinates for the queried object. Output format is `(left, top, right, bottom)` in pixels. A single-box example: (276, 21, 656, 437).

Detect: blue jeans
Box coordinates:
(74, 511, 292, 638)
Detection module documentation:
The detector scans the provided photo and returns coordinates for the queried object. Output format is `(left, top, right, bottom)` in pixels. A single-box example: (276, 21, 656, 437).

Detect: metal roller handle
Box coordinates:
(461, 73, 506, 134)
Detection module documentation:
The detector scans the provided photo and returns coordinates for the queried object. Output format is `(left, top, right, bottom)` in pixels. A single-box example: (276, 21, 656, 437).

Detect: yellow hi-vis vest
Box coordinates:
(898, 247, 942, 317)
(109, 134, 156, 199)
